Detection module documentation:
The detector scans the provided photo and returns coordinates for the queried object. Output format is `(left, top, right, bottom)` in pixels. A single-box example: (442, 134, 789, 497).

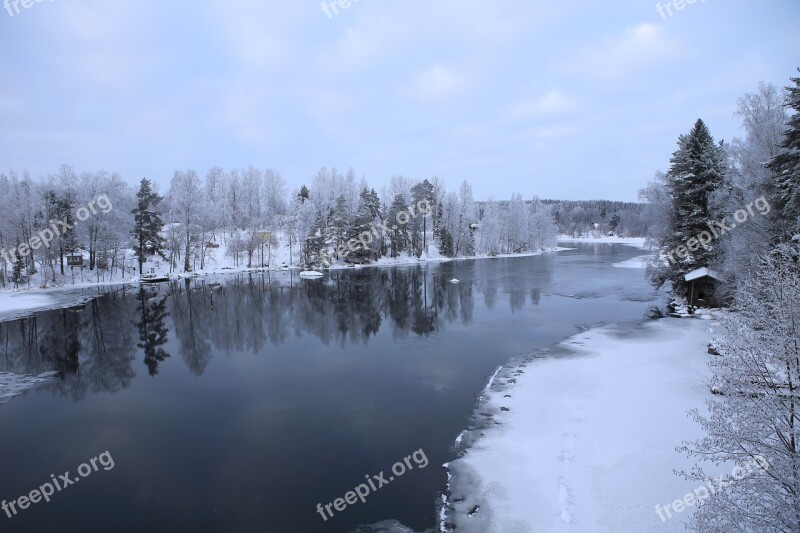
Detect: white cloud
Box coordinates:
(504, 90, 578, 121)
(569, 22, 678, 80)
(412, 66, 465, 99)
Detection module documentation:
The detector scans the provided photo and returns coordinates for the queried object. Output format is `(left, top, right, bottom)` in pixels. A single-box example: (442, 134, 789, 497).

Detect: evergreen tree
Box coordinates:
(609, 213, 621, 233)
(304, 212, 326, 267)
(767, 70, 800, 239)
(298, 185, 310, 203)
(434, 199, 454, 257)
(350, 188, 380, 263)
(387, 194, 410, 258)
(11, 250, 24, 287)
(410, 179, 435, 257)
(331, 194, 349, 251)
(131, 178, 166, 275)
(651, 119, 726, 292)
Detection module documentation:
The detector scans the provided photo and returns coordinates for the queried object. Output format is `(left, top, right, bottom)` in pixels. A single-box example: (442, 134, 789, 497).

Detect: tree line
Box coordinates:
(0, 166, 562, 285)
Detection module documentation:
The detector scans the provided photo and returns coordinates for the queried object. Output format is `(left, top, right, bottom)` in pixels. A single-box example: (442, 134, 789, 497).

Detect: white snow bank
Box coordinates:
(0, 293, 56, 315)
(0, 371, 58, 404)
(612, 255, 654, 269)
(299, 270, 325, 278)
(444, 317, 717, 532)
(0, 292, 99, 323)
(559, 235, 649, 250)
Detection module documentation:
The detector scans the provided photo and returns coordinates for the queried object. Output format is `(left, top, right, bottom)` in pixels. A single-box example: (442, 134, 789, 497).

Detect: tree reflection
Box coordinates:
(0, 256, 553, 401)
(136, 288, 171, 376)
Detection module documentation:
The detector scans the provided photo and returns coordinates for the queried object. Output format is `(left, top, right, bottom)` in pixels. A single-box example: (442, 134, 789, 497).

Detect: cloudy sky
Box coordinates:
(0, 0, 798, 201)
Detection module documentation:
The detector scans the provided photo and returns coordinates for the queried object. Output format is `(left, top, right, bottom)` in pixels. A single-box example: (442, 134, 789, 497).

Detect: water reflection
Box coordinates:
(0, 259, 559, 400)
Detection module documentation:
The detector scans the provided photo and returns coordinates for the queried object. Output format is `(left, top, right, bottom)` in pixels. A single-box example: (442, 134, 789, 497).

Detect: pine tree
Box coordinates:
(767, 70, 800, 239)
(131, 178, 166, 275)
(651, 119, 726, 292)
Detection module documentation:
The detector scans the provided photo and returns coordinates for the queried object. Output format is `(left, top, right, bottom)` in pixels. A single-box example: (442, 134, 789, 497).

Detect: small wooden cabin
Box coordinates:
(685, 267, 723, 308)
(66, 254, 84, 267)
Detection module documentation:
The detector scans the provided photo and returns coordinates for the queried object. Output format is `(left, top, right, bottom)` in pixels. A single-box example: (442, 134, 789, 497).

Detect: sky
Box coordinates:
(0, 0, 798, 202)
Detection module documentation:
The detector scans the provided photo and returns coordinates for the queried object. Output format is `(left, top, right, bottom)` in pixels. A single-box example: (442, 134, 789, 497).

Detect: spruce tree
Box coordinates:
(387, 194, 410, 258)
(351, 188, 379, 263)
(651, 119, 726, 292)
(131, 178, 167, 275)
(767, 70, 800, 239)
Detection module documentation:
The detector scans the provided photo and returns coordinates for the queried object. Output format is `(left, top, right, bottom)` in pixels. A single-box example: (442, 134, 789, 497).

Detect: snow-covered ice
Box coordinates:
(443, 317, 717, 532)
(0, 291, 99, 323)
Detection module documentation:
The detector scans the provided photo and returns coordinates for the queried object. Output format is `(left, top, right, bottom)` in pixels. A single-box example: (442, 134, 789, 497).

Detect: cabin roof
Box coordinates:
(685, 267, 724, 282)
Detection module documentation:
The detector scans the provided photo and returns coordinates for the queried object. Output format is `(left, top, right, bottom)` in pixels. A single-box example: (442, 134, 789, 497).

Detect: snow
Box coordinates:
(0, 293, 57, 314)
(0, 291, 100, 322)
(684, 267, 723, 282)
(299, 270, 324, 278)
(559, 235, 650, 250)
(612, 255, 654, 269)
(443, 317, 719, 532)
(0, 371, 58, 404)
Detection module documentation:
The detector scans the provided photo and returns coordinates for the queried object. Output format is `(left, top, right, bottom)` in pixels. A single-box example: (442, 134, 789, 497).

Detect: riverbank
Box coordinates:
(443, 315, 717, 532)
(0, 245, 570, 320)
(557, 235, 649, 250)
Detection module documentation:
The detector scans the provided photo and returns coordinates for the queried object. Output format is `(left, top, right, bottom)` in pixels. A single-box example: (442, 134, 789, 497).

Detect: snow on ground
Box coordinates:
(559, 235, 649, 250)
(0, 239, 568, 318)
(443, 317, 719, 533)
(0, 371, 58, 404)
(612, 255, 654, 269)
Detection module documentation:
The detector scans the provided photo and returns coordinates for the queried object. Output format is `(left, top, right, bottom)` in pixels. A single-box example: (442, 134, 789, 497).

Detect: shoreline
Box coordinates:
(0, 245, 584, 321)
(441, 315, 717, 532)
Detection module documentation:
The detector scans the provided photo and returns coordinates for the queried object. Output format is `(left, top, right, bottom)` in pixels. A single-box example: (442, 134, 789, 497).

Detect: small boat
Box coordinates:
(140, 274, 170, 284)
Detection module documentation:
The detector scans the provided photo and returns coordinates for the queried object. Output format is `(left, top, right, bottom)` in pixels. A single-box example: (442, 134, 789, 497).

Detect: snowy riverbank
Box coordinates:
(443, 316, 718, 532)
(0, 245, 568, 320)
(558, 235, 650, 250)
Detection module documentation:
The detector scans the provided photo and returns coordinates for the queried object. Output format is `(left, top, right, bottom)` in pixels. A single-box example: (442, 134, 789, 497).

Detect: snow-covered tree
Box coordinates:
(721, 83, 788, 280)
(681, 243, 800, 532)
(167, 169, 206, 272)
(768, 71, 800, 239)
(131, 178, 166, 275)
(651, 119, 727, 292)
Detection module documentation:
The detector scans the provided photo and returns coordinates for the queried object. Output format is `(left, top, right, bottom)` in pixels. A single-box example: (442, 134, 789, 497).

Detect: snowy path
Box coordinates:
(444, 317, 716, 532)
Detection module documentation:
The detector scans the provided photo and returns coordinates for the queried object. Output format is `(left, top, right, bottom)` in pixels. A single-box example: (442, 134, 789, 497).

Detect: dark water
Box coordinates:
(0, 244, 660, 533)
